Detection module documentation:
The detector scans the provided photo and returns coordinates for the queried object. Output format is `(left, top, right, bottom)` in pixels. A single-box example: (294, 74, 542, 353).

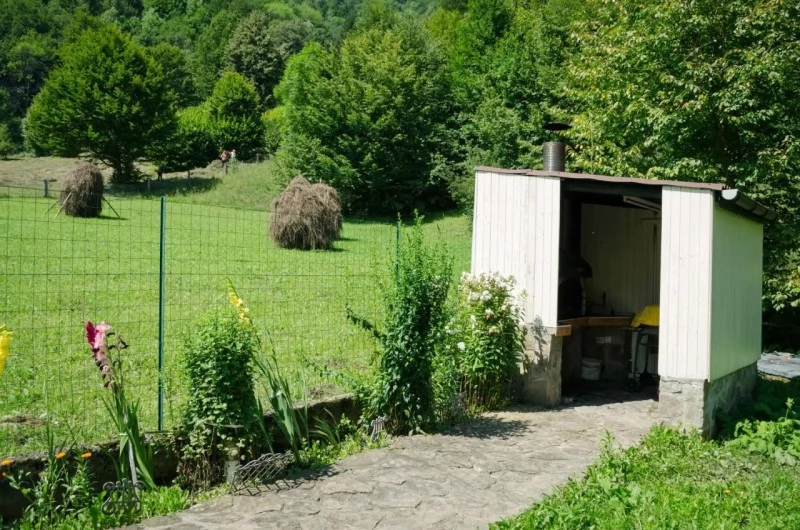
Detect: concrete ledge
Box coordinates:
(758, 353, 800, 380)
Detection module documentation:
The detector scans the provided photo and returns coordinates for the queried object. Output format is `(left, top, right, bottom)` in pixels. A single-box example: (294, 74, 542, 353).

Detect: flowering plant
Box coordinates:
(179, 284, 269, 487)
(0, 324, 12, 379)
(85, 321, 155, 491)
(445, 272, 525, 411)
(226, 281, 307, 459)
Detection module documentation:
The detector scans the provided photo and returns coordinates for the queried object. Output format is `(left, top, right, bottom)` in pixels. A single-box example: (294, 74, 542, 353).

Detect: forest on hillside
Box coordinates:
(2, 0, 800, 325)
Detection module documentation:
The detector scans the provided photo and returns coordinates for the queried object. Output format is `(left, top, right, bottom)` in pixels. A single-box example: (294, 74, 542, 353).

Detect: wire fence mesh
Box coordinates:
(0, 183, 471, 456)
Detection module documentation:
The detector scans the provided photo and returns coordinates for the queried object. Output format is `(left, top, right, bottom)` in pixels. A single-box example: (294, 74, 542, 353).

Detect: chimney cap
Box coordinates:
(544, 122, 572, 132)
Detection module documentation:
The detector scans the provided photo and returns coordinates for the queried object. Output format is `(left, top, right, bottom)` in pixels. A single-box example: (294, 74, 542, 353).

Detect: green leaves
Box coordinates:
(24, 24, 176, 182)
(731, 398, 800, 466)
(180, 309, 264, 486)
(276, 19, 456, 214)
(444, 272, 524, 412)
(565, 0, 800, 312)
(348, 214, 453, 433)
(205, 71, 264, 157)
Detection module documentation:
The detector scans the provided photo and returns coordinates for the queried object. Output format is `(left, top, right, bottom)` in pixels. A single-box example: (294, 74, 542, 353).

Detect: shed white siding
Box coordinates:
(581, 204, 661, 316)
(709, 206, 763, 380)
(471, 171, 561, 326)
(659, 188, 714, 380)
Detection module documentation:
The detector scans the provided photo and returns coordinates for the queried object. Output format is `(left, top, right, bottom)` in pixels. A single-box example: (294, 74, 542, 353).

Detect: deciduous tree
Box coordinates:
(565, 0, 800, 310)
(276, 18, 456, 214)
(25, 25, 175, 182)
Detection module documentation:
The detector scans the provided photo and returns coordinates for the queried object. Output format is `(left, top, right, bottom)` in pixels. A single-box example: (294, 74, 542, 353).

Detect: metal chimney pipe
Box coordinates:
(543, 141, 566, 172)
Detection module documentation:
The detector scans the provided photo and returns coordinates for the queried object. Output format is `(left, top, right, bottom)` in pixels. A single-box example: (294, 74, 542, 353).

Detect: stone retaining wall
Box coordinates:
(0, 394, 360, 520)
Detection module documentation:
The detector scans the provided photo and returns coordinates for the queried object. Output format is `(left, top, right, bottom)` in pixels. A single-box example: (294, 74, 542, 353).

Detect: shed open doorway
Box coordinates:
(558, 187, 662, 402)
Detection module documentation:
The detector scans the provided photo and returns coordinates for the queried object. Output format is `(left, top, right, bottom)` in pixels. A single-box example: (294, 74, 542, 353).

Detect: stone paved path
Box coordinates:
(132, 397, 658, 530)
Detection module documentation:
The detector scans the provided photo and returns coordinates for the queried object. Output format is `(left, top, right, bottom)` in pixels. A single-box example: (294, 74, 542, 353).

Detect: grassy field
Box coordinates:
(0, 160, 472, 456)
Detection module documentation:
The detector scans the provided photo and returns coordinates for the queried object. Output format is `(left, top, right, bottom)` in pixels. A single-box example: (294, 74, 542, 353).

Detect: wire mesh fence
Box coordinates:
(0, 183, 471, 456)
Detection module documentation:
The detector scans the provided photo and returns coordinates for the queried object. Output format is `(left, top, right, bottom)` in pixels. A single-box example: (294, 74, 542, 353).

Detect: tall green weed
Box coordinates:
(348, 215, 453, 434)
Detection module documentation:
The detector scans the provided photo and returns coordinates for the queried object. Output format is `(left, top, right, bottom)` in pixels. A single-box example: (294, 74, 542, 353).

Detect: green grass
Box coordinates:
(494, 426, 800, 530)
(0, 162, 472, 456)
(495, 378, 800, 530)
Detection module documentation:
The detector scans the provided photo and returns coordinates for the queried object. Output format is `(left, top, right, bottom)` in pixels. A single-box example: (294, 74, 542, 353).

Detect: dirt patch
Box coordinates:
(0, 157, 113, 190)
(0, 414, 46, 427)
(0, 157, 221, 191)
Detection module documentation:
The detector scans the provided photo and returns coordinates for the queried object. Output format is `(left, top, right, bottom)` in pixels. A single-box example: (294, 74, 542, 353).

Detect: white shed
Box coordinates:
(471, 166, 776, 435)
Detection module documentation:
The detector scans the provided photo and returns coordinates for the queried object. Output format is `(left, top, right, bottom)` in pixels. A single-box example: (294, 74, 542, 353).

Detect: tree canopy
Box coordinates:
(25, 24, 175, 182)
(276, 17, 455, 214)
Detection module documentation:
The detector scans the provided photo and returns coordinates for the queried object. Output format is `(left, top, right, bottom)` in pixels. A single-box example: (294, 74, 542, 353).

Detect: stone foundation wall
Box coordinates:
(659, 363, 757, 437)
(519, 322, 562, 407)
(703, 363, 757, 435)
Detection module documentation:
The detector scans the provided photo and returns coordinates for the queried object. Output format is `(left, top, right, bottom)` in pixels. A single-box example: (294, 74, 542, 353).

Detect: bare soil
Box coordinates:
(0, 156, 219, 191)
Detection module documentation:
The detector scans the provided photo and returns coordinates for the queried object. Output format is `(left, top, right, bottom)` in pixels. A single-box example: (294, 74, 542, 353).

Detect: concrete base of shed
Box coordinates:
(659, 363, 757, 437)
(519, 323, 562, 406)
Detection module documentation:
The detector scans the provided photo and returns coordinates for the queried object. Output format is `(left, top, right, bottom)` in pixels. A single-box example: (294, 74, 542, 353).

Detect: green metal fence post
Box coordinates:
(157, 196, 166, 431)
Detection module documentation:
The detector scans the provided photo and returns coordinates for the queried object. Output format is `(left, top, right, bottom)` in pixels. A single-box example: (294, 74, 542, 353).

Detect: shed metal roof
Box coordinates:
(475, 166, 777, 222)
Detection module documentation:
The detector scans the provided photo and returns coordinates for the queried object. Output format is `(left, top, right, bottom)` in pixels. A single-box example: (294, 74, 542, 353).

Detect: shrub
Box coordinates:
(446, 272, 525, 411)
(206, 71, 264, 157)
(348, 214, 453, 434)
(179, 309, 265, 487)
(269, 176, 342, 250)
(151, 105, 216, 172)
(59, 163, 104, 218)
(730, 398, 800, 466)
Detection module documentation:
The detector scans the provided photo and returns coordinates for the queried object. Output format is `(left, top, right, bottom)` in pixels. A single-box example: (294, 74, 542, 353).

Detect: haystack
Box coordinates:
(60, 163, 104, 218)
(269, 176, 342, 250)
(310, 182, 343, 240)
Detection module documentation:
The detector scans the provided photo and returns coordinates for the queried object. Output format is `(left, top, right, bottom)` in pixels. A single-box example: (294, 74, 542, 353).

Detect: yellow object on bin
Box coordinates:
(632, 305, 659, 327)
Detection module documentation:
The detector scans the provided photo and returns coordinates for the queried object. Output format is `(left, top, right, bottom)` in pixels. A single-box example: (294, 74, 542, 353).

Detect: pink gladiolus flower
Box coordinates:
(86, 321, 113, 387)
(93, 322, 110, 352)
(85, 322, 97, 348)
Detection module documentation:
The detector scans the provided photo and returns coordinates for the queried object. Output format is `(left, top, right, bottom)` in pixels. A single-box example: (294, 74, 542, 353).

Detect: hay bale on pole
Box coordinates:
(269, 176, 342, 250)
(60, 163, 104, 218)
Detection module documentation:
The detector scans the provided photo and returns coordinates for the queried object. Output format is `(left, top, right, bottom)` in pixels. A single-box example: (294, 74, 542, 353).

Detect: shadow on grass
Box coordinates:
(342, 209, 468, 226)
(96, 214, 128, 221)
(717, 375, 800, 440)
(109, 176, 218, 197)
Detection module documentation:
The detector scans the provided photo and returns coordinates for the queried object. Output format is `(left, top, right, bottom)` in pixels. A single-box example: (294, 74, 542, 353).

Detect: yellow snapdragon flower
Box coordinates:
(0, 325, 12, 379)
(226, 281, 252, 326)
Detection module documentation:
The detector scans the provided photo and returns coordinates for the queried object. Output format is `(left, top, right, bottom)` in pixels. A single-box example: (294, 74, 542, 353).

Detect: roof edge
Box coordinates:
(718, 189, 778, 223)
(473, 166, 777, 223)
(474, 166, 531, 175)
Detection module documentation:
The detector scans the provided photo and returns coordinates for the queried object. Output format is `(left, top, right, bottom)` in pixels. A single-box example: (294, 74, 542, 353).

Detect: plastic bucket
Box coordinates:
(581, 358, 602, 381)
